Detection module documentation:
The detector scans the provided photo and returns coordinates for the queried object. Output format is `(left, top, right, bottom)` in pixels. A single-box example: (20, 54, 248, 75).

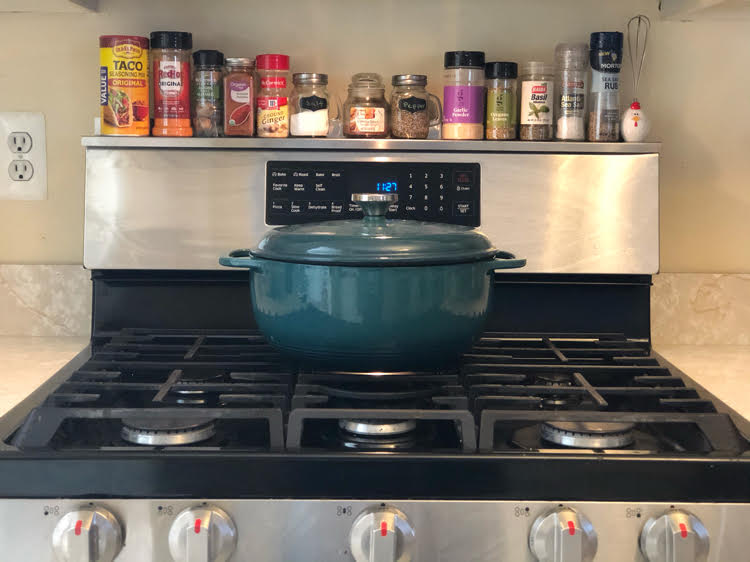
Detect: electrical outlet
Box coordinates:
(8, 132, 32, 153)
(0, 112, 47, 200)
(8, 159, 33, 181)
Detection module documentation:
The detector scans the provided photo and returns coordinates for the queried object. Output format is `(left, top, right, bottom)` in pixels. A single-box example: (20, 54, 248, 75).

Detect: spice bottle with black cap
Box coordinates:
(485, 62, 518, 140)
(192, 49, 224, 137)
(150, 31, 193, 137)
(588, 31, 623, 142)
(442, 51, 486, 140)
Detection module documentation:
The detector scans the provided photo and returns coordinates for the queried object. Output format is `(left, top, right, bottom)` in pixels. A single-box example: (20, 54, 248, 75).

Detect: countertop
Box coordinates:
(0, 337, 748, 423)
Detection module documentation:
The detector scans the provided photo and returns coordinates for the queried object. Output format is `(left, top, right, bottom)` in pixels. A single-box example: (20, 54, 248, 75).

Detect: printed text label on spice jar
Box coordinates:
(443, 86, 484, 123)
(521, 81, 553, 125)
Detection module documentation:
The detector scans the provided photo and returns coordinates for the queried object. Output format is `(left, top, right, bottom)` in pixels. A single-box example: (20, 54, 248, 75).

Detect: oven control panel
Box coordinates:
(265, 161, 480, 226)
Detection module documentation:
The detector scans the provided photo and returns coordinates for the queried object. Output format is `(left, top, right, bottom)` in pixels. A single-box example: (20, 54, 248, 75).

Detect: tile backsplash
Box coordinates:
(0, 266, 748, 344)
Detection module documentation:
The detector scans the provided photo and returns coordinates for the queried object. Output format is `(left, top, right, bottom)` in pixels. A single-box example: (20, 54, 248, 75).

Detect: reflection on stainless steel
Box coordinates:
(84, 144, 659, 273)
(4, 498, 746, 561)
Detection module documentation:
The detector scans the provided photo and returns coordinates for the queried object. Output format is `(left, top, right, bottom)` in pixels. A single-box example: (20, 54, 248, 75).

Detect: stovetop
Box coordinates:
(6, 329, 747, 457)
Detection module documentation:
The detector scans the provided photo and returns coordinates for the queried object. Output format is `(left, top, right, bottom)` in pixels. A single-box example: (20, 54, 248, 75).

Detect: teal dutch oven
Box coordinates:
(219, 193, 525, 370)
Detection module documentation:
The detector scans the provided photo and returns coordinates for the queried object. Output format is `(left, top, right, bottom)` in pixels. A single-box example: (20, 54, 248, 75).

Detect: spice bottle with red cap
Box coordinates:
(256, 54, 290, 137)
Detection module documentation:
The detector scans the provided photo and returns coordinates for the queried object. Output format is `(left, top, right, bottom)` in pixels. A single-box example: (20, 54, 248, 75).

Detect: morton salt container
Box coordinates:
(99, 35, 150, 136)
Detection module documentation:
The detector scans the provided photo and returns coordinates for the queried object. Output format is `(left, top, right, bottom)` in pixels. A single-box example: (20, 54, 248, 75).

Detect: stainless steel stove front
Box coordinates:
(2, 498, 747, 561)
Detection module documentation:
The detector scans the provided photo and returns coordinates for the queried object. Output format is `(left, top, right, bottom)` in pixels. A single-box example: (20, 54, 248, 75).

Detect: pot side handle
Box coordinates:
(487, 251, 527, 271)
(219, 249, 263, 271)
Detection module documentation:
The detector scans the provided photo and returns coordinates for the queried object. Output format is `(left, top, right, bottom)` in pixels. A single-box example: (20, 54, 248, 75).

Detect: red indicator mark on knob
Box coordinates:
(194, 519, 202, 534)
(74, 520, 83, 536)
(568, 521, 576, 536)
(381, 521, 388, 537)
(679, 523, 688, 538)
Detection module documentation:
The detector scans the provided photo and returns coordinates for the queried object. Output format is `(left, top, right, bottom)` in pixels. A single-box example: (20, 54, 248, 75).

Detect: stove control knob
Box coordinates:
(639, 510, 709, 562)
(529, 507, 597, 562)
(349, 505, 415, 562)
(51, 506, 123, 562)
(168, 506, 237, 562)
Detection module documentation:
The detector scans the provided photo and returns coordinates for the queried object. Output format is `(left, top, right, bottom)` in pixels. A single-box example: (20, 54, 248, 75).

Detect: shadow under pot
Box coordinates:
(219, 193, 526, 370)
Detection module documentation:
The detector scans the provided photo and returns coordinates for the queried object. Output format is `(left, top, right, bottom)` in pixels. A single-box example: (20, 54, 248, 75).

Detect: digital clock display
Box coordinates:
(376, 181, 398, 192)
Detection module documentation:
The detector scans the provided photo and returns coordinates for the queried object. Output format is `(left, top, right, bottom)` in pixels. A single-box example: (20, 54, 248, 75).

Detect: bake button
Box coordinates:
(292, 181, 307, 193)
(404, 204, 417, 213)
(313, 171, 327, 179)
(292, 170, 311, 179)
(270, 169, 289, 179)
(312, 182, 327, 193)
(271, 181, 289, 193)
(290, 201, 303, 214)
(455, 184, 472, 193)
(330, 201, 345, 214)
(453, 170, 474, 184)
(307, 201, 330, 213)
(271, 199, 290, 213)
(454, 201, 474, 216)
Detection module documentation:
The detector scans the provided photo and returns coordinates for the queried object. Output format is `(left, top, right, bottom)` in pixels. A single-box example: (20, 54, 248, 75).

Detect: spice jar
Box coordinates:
(256, 54, 290, 138)
(588, 32, 623, 142)
(343, 73, 389, 138)
(390, 75, 441, 139)
(192, 49, 224, 137)
(150, 31, 193, 137)
(290, 73, 335, 137)
(519, 61, 555, 141)
(485, 62, 518, 140)
(442, 51, 485, 140)
(224, 57, 255, 137)
(555, 44, 588, 141)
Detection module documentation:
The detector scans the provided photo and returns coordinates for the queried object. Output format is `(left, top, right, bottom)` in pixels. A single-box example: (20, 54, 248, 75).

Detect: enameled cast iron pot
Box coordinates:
(219, 193, 526, 370)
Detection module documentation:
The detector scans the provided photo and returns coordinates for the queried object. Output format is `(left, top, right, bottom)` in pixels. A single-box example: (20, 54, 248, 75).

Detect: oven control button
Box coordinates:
(168, 506, 237, 562)
(52, 506, 123, 562)
(349, 505, 415, 562)
(639, 509, 709, 562)
(529, 507, 597, 562)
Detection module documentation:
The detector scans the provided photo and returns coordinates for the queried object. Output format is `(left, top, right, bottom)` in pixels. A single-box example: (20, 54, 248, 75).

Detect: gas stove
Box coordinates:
(0, 139, 748, 561)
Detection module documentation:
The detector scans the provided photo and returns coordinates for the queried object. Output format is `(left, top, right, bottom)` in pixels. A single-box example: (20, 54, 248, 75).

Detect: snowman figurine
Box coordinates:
(621, 100, 650, 142)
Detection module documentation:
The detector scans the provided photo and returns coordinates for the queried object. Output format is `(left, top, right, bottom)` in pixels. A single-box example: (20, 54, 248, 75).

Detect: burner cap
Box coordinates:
(339, 419, 417, 437)
(541, 421, 635, 449)
(120, 417, 216, 446)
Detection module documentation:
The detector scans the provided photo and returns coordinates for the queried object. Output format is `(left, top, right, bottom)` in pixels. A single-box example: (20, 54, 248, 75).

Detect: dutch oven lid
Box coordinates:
(251, 193, 498, 265)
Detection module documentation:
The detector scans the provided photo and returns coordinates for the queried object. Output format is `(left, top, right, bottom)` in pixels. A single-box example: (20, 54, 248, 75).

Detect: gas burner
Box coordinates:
(541, 421, 635, 449)
(166, 388, 207, 405)
(338, 419, 418, 451)
(120, 417, 216, 446)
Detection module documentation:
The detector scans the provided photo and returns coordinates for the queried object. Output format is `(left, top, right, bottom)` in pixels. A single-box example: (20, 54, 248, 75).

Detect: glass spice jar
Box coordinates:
(555, 43, 588, 141)
(192, 49, 224, 137)
(223, 57, 255, 137)
(519, 61, 555, 141)
(150, 31, 193, 137)
(343, 73, 389, 138)
(290, 73, 335, 137)
(390, 74, 441, 139)
(442, 51, 486, 140)
(256, 53, 290, 138)
(485, 62, 518, 140)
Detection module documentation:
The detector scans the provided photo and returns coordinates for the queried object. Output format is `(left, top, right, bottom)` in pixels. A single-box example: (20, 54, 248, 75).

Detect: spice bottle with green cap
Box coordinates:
(485, 62, 518, 140)
(442, 51, 486, 140)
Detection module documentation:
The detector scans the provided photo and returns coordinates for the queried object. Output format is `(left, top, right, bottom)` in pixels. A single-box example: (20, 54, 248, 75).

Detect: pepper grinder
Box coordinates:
(621, 14, 651, 142)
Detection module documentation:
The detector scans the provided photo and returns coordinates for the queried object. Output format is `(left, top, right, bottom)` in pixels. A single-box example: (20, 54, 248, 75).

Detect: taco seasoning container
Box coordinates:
(256, 54, 290, 138)
(224, 58, 255, 137)
(343, 73, 389, 138)
(99, 35, 150, 136)
(390, 74, 442, 139)
(442, 51, 485, 140)
(588, 32, 623, 142)
(519, 61, 555, 141)
(192, 49, 224, 137)
(150, 31, 193, 137)
(290, 73, 332, 137)
(555, 43, 588, 141)
(485, 62, 518, 140)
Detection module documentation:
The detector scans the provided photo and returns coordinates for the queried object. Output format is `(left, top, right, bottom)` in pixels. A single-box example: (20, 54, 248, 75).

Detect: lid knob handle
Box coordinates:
(352, 193, 398, 218)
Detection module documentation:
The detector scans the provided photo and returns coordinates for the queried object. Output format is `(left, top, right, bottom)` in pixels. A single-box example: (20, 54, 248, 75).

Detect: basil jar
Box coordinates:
(290, 73, 333, 137)
(390, 74, 442, 139)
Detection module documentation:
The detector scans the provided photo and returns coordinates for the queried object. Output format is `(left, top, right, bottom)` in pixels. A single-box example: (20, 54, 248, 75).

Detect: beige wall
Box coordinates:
(0, 0, 748, 272)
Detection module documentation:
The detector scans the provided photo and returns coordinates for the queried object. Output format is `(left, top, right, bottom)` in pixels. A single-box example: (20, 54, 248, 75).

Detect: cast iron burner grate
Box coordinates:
(467, 333, 747, 455)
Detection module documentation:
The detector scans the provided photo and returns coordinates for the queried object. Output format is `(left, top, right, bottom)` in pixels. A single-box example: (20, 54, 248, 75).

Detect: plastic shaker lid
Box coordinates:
(256, 54, 290, 70)
(149, 31, 193, 50)
(590, 32, 624, 52)
(485, 62, 518, 79)
(444, 51, 485, 69)
(193, 50, 224, 67)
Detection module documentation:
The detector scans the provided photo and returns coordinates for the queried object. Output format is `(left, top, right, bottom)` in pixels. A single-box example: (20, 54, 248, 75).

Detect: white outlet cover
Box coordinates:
(0, 112, 47, 200)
